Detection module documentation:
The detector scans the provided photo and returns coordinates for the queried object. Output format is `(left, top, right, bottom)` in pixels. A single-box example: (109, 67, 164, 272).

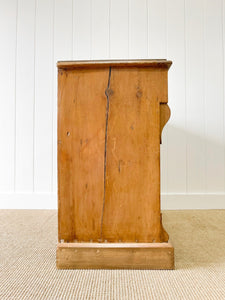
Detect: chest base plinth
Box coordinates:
(56, 242, 174, 270)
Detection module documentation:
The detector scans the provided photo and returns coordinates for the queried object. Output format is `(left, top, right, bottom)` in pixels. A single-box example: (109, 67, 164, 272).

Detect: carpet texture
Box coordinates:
(0, 210, 225, 299)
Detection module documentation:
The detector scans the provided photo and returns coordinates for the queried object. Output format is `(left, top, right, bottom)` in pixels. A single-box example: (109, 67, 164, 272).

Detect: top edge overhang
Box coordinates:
(57, 59, 172, 70)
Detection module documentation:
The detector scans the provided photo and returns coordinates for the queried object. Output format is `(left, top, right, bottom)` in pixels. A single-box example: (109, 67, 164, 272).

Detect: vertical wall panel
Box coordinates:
(91, 0, 110, 59)
(129, 0, 148, 58)
(73, 0, 91, 59)
(0, 0, 17, 191)
(54, 0, 73, 60)
(110, 0, 129, 58)
(148, 0, 168, 193)
(34, 0, 53, 192)
(148, 0, 167, 58)
(15, 0, 35, 191)
(186, 0, 205, 192)
(53, 0, 73, 193)
(0, 0, 225, 208)
(167, 0, 186, 193)
(204, 0, 225, 192)
(223, 0, 225, 192)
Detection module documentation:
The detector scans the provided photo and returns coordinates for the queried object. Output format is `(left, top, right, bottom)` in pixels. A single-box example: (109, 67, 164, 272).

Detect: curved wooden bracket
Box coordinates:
(160, 104, 171, 144)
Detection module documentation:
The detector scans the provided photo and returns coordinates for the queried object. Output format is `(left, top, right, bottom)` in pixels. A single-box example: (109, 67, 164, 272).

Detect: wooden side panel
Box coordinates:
(58, 68, 109, 242)
(102, 67, 168, 242)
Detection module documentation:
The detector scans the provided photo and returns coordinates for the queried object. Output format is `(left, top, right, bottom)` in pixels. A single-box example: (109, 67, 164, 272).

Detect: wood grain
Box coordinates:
(101, 67, 169, 242)
(56, 242, 174, 270)
(57, 60, 173, 268)
(58, 68, 109, 242)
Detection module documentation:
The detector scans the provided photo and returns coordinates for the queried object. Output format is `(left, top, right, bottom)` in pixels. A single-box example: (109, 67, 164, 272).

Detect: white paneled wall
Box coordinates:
(0, 0, 225, 209)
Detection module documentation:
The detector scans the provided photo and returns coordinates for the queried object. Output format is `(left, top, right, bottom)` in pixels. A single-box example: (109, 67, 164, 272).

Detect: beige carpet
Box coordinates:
(0, 210, 225, 299)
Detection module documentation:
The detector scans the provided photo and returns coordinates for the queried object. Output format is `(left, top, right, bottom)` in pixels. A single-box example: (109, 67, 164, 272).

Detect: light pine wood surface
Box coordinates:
(56, 242, 174, 270)
(57, 60, 173, 269)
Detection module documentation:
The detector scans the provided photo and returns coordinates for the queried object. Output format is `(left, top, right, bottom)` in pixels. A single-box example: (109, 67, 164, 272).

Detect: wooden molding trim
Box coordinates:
(56, 242, 174, 270)
(57, 59, 172, 70)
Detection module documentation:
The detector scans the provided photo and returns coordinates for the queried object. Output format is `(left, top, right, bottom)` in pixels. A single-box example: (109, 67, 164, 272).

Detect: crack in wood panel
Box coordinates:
(100, 67, 112, 240)
(100, 68, 168, 242)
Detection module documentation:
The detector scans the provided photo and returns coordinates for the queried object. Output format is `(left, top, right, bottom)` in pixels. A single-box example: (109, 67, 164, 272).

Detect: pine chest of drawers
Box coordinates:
(56, 60, 174, 269)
